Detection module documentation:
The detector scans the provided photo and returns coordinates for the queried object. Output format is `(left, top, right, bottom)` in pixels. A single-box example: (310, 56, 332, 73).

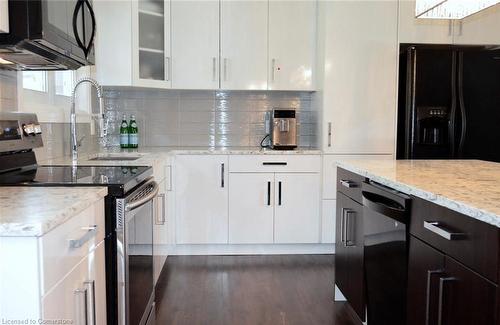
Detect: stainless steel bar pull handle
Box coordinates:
(165, 57, 171, 81)
(69, 225, 98, 248)
(344, 210, 355, 246)
(84, 280, 96, 325)
(340, 179, 355, 188)
(340, 208, 347, 244)
(425, 270, 445, 325)
(438, 277, 456, 325)
(74, 287, 88, 325)
(423, 221, 465, 240)
(155, 193, 166, 225)
(220, 163, 225, 188)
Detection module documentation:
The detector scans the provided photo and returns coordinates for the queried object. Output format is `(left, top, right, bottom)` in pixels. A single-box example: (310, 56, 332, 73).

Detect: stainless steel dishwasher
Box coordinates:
(362, 181, 411, 325)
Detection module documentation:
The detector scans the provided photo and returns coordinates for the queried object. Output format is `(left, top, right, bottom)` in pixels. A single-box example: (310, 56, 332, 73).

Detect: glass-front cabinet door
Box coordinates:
(132, 0, 171, 88)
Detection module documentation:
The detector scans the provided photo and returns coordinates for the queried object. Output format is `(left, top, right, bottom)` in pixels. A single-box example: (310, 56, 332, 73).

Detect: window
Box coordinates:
(22, 70, 74, 96)
(20, 70, 80, 122)
(22, 71, 47, 92)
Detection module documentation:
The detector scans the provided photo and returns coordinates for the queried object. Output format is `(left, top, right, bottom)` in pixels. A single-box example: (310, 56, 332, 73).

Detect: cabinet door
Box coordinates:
(274, 173, 320, 243)
(94, 0, 134, 86)
(453, 5, 500, 45)
(398, 0, 454, 44)
(0, 0, 9, 33)
(171, 1, 219, 89)
(132, 0, 171, 88)
(153, 179, 168, 284)
(335, 192, 365, 321)
(228, 173, 274, 244)
(321, 0, 397, 154)
(88, 241, 107, 325)
(268, 0, 315, 91)
(438, 257, 498, 325)
(220, 0, 268, 90)
(42, 242, 106, 325)
(175, 155, 228, 244)
(407, 236, 445, 325)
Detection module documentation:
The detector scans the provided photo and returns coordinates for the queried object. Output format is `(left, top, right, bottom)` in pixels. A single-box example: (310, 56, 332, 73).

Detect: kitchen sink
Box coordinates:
(88, 155, 142, 161)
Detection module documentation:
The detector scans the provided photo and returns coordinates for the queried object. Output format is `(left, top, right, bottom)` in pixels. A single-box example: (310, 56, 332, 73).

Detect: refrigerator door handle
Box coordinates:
(449, 51, 458, 158)
(457, 51, 467, 158)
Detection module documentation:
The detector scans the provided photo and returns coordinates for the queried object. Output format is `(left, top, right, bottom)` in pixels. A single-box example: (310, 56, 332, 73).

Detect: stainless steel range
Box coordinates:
(0, 113, 157, 325)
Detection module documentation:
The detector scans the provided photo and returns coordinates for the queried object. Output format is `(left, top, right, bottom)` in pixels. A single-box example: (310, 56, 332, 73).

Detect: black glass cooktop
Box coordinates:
(0, 165, 153, 195)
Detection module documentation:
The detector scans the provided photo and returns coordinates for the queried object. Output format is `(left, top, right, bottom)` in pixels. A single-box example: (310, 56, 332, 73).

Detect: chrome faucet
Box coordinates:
(70, 77, 106, 165)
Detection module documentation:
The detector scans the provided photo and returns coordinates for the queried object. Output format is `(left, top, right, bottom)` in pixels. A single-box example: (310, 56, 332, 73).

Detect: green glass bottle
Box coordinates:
(119, 114, 129, 149)
(128, 115, 138, 149)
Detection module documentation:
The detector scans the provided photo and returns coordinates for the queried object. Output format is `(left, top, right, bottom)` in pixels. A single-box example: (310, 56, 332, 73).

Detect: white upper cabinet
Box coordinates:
(171, 1, 220, 89)
(320, 0, 398, 154)
(95, 0, 171, 88)
(398, 0, 454, 44)
(220, 0, 268, 90)
(96, 0, 316, 90)
(94, 0, 133, 86)
(268, 0, 316, 91)
(175, 155, 229, 244)
(0, 0, 8, 33)
(452, 4, 500, 45)
(133, 0, 172, 88)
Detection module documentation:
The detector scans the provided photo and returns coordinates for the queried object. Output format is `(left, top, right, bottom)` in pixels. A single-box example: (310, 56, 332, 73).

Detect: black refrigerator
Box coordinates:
(396, 44, 500, 162)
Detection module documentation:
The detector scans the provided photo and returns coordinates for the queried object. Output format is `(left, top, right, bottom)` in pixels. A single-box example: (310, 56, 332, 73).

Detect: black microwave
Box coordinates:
(0, 0, 96, 70)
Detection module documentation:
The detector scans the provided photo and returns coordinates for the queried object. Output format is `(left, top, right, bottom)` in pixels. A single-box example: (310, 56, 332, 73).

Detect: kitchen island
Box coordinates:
(334, 159, 500, 325)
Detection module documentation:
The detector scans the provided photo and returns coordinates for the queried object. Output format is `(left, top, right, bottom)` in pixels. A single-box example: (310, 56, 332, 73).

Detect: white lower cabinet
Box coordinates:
(175, 155, 229, 244)
(0, 199, 106, 321)
(42, 241, 106, 325)
(228, 173, 275, 244)
(274, 173, 320, 243)
(173, 154, 323, 247)
(228, 171, 321, 244)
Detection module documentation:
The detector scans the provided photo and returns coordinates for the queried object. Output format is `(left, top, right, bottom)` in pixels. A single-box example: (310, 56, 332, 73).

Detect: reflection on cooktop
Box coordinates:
(0, 165, 151, 186)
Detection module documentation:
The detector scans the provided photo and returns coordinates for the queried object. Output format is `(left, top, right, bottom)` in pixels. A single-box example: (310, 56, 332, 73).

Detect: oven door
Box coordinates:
(116, 178, 159, 325)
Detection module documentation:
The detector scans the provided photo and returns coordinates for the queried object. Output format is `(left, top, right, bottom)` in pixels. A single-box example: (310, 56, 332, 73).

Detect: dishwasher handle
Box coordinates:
(361, 191, 409, 223)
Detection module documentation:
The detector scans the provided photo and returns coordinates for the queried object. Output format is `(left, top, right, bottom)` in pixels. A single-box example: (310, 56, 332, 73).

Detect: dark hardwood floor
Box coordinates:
(155, 255, 360, 325)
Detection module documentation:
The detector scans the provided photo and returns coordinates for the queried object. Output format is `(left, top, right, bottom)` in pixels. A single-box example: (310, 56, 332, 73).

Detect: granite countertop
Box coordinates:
(38, 147, 321, 167)
(0, 187, 108, 237)
(337, 159, 500, 228)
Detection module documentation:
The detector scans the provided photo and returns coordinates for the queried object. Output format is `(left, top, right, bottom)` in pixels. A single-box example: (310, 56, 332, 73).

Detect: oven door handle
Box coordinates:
(125, 179, 160, 211)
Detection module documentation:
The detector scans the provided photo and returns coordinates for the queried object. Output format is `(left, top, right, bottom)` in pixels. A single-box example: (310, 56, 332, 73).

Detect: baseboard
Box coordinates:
(167, 243, 335, 255)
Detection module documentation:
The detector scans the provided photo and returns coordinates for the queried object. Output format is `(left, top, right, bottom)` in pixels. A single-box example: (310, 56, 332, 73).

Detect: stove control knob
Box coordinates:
(22, 124, 35, 136)
(33, 124, 42, 134)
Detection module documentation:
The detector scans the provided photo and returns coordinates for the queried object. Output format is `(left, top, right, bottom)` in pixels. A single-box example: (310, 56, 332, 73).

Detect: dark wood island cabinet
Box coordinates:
(335, 166, 500, 325)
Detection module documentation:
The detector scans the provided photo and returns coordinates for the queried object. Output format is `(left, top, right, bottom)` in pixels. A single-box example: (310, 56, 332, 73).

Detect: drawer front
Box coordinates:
(42, 242, 106, 324)
(40, 199, 106, 294)
(229, 155, 321, 173)
(337, 167, 365, 203)
(410, 196, 499, 283)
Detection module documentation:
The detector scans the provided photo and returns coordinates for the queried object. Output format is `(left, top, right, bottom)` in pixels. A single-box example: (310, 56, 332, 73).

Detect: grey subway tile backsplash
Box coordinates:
(102, 88, 318, 148)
